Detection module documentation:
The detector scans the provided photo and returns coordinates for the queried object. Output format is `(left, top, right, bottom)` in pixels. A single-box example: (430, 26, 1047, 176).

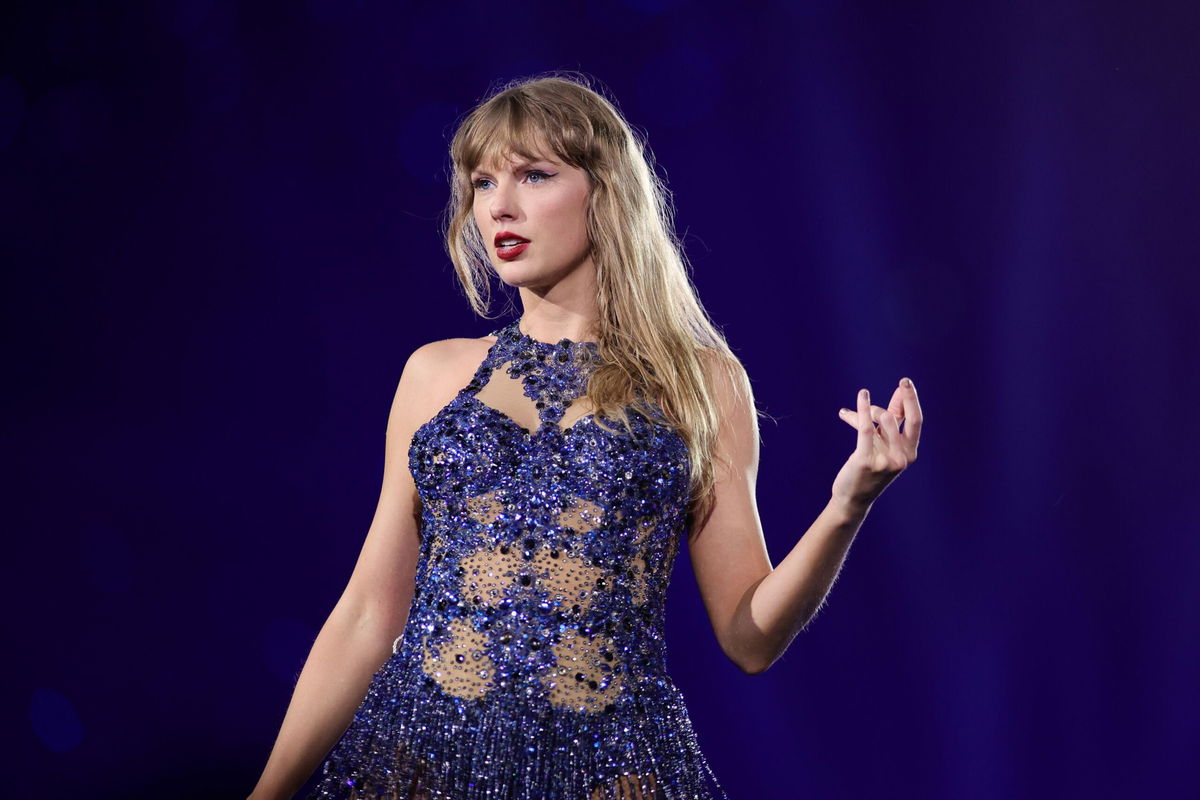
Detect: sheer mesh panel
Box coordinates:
(589, 772, 664, 800)
(474, 357, 595, 434)
(628, 515, 657, 606)
(419, 492, 622, 709)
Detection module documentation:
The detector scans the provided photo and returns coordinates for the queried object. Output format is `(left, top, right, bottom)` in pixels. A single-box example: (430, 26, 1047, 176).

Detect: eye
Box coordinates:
(470, 170, 555, 192)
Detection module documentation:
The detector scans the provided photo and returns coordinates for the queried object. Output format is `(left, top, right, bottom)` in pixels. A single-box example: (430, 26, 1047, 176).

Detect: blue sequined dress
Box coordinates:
(309, 318, 727, 800)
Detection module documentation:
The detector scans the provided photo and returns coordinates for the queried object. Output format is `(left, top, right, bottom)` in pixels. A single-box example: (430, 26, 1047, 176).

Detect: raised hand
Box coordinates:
(830, 377, 923, 514)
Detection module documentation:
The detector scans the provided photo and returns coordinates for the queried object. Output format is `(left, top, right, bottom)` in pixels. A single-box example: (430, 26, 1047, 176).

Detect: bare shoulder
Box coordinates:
(696, 345, 754, 413)
(388, 332, 497, 434)
(403, 333, 495, 392)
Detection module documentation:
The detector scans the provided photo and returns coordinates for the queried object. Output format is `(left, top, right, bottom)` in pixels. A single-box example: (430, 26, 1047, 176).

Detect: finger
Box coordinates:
(837, 407, 860, 429)
(856, 388, 873, 455)
(842, 404, 891, 430)
(872, 404, 902, 452)
(886, 383, 906, 428)
(898, 377, 923, 449)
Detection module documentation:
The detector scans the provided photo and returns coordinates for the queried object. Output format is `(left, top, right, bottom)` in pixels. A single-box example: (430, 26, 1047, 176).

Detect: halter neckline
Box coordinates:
(505, 317, 598, 350)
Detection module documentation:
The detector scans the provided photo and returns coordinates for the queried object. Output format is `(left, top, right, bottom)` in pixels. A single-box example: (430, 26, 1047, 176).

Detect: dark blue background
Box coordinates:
(4, 1, 1197, 797)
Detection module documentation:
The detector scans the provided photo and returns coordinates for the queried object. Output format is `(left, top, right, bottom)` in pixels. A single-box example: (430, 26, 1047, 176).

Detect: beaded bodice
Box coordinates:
(310, 317, 725, 799)
(403, 318, 691, 713)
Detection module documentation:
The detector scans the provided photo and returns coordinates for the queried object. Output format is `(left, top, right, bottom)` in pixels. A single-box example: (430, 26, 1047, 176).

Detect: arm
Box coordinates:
(688, 363, 922, 675)
(247, 343, 447, 800)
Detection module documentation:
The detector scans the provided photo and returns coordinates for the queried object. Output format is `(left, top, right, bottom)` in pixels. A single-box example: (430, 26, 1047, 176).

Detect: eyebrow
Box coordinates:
(470, 157, 561, 177)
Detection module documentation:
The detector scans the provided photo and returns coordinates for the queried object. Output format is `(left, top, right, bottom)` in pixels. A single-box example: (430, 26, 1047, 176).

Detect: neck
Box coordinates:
(516, 310, 597, 346)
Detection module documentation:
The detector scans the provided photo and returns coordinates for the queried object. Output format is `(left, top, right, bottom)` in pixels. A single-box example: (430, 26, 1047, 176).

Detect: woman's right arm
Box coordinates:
(247, 343, 449, 800)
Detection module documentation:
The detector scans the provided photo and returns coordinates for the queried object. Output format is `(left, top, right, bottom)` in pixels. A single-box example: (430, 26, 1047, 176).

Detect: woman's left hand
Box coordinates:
(830, 377, 923, 514)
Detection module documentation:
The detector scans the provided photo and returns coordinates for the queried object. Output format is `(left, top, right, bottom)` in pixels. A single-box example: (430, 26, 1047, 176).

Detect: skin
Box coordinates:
(248, 144, 923, 799)
(469, 149, 600, 341)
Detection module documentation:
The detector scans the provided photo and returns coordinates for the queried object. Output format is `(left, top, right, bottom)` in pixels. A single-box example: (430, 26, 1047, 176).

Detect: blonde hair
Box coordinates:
(441, 71, 761, 531)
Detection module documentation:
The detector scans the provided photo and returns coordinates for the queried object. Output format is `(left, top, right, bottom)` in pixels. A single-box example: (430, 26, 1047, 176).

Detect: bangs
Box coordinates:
(455, 93, 584, 176)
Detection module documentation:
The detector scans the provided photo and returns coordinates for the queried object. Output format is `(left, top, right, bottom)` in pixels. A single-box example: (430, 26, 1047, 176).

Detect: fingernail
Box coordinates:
(839, 408, 849, 415)
(902, 377, 913, 388)
(861, 389, 869, 401)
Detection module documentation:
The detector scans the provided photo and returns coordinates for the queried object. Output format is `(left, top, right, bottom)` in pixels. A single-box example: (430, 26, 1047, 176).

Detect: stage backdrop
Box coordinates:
(4, 1, 1197, 797)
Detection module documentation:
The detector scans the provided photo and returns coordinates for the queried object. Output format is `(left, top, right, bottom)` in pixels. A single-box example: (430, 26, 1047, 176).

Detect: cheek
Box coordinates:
(561, 193, 591, 242)
(557, 212, 589, 252)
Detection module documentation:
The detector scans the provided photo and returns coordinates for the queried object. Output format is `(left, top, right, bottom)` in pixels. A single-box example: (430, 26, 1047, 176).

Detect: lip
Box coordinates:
(494, 231, 530, 247)
(496, 241, 530, 261)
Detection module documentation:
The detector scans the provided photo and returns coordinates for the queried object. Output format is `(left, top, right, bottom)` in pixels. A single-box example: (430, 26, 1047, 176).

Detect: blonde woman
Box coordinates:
(249, 72, 923, 800)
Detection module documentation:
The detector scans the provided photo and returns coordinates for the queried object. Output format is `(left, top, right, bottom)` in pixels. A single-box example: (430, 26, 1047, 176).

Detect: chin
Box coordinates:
(496, 261, 559, 289)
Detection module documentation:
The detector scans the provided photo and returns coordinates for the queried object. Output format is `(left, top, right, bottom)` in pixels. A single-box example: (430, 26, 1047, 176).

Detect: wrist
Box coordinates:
(827, 493, 871, 524)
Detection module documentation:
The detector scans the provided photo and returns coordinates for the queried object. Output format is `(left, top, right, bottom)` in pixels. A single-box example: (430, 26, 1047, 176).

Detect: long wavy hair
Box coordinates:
(441, 72, 761, 532)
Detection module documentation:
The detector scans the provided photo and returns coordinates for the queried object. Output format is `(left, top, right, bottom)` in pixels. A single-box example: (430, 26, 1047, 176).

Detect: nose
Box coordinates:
(489, 178, 520, 221)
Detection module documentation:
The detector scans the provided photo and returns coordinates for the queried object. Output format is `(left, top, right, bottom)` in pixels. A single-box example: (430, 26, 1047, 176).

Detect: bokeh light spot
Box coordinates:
(30, 689, 84, 753)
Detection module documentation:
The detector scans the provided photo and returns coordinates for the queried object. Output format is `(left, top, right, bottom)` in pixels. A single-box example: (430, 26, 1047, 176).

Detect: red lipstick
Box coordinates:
(494, 231, 531, 261)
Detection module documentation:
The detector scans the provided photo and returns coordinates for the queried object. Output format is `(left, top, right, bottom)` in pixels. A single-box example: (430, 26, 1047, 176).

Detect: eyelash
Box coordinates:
(471, 170, 553, 191)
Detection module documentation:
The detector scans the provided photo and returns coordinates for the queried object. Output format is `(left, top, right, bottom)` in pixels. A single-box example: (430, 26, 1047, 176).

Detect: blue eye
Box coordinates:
(471, 170, 554, 191)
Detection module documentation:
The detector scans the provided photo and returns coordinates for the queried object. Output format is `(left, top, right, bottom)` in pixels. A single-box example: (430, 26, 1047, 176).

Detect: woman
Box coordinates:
(249, 72, 922, 800)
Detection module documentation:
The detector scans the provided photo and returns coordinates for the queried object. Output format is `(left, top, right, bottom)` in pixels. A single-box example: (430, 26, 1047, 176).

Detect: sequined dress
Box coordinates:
(309, 318, 727, 800)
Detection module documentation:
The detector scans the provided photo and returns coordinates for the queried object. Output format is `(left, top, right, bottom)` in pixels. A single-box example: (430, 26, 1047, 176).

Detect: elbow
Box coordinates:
(725, 626, 802, 675)
(718, 626, 776, 676)
(734, 654, 774, 676)
(724, 641, 776, 675)
(335, 591, 409, 642)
